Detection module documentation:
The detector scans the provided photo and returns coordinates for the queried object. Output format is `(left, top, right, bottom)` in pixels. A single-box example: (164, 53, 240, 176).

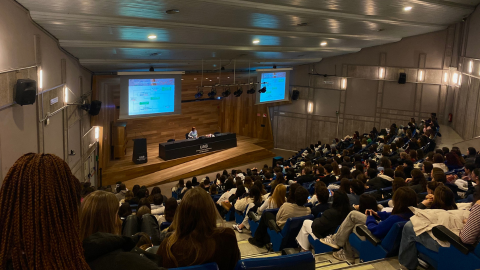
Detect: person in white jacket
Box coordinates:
(232, 185, 286, 233)
(432, 153, 449, 172)
(231, 186, 263, 233)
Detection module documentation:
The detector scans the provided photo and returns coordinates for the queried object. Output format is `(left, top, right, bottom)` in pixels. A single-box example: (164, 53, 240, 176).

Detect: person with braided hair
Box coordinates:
(0, 153, 90, 270)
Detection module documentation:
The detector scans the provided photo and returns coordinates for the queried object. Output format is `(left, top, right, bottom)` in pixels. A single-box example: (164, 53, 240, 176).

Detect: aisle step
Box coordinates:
(316, 261, 349, 269)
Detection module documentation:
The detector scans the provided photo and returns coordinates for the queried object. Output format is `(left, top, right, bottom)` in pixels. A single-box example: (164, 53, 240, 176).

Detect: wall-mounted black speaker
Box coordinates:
(292, 90, 300, 100)
(89, 100, 102, 116)
(398, 73, 407, 84)
(14, 79, 37, 106)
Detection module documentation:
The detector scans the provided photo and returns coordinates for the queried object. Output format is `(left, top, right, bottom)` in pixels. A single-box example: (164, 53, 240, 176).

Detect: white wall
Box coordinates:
(0, 0, 92, 184)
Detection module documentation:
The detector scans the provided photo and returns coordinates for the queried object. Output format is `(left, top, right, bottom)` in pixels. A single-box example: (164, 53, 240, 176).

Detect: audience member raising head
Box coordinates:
(0, 153, 90, 269)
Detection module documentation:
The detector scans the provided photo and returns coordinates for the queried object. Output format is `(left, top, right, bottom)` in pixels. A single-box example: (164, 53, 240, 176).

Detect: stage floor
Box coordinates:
(102, 136, 274, 188)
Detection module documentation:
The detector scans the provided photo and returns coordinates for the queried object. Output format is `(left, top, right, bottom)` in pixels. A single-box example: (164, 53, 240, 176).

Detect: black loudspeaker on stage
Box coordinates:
(292, 90, 300, 101)
(15, 79, 37, 106)
(398, 73, 407, 84)
(132, 138, 148, 164)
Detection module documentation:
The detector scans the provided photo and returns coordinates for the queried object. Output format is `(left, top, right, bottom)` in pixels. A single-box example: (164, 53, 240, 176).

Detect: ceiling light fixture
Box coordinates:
(166, 9, 180, 14)
(258, 86, 267, 93)
(148, 35, 157, 39)
(149, 67, 154, 72)
(468, 60, 473, 73)
(253, 39, 260, 44)
(404, 6, 412, 11)
(320, 42, 327, 46)
(247, 85, 256, 94)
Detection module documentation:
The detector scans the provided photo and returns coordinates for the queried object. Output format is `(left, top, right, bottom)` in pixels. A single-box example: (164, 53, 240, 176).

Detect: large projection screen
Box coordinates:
(255, 70, 291, 104)
(119, 74, 182, 120)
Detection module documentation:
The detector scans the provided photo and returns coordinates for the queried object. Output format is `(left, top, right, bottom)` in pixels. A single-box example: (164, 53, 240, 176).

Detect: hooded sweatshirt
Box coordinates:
(366, 174, 394, 190)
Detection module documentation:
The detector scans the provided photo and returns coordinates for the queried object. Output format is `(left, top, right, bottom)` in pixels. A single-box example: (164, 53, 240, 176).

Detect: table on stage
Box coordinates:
(158, 133, 237, 160)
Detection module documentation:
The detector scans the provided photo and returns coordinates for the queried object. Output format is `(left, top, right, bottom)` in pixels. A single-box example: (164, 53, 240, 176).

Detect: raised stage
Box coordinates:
(102, 136, 275, 189)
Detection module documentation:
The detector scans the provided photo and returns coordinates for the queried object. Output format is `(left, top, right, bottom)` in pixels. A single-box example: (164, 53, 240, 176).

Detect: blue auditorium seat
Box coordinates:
(248, 208, 279, 237)
(267, 214, 314, 252)
(235, 208, 247, 224)
(234, 251, 315, 270)
(349, 221, 407, 262)
(160, 221, 171, 231)
(170, 262, 219, 270)
(417, 225, 480, 270)
(225, 206, 236, 221)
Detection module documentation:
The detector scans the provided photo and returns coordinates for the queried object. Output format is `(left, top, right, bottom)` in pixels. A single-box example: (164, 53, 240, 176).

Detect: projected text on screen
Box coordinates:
(260, 72, 286, 103)
(128, 79, 175, 116)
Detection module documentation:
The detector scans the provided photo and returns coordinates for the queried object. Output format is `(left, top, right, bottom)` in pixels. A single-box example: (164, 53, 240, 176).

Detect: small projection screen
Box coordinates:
(119, 74, 182, 120)
(255, 70, 291, 104)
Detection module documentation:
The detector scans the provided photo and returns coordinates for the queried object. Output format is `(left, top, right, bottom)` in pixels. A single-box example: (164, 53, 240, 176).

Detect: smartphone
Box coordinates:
(308, 196, 311, 200)
(328, 189, 333, 197)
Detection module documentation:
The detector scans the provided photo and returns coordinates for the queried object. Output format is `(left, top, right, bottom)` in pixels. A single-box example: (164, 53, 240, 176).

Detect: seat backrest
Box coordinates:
(160, 221, 172, 231)
(235, 252, 314, 270)
(141, 214, 161, 245)
(122, 214, 139, 236)
(172, 262, 219, 270)
(380, 221, 407, 254)
(281, 214, 314, 235)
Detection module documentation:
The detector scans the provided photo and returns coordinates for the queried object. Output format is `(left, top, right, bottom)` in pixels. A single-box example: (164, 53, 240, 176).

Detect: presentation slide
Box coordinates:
(259, 72, 287, 103)
(128, 79, 175, 116)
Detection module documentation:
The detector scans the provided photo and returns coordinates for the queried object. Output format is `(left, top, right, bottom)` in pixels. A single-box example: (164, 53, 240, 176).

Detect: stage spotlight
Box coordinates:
(221, 66, 225, 71)
(222, 87, 231, 97)
(258, 86, 267, 93)
(234, 86, 243, 97)
(247, 86, 256, 94)
(149, 66, 155, 72)
(273, 65, 277, 69)
(208, 87, 217, 98)
(195, 88, 204, 99)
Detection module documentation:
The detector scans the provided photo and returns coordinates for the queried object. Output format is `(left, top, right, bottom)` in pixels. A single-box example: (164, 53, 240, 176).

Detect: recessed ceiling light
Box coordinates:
(206, 78, 208, 79)
(181, 79, 184, 80)
(227, 77, 230, 78)
(404, 6, 412, 11)
(253, 39, 260, 44)
(148, 35, 157, 39)
(320, 42, 327, 46)
(166, 9, 179, 14)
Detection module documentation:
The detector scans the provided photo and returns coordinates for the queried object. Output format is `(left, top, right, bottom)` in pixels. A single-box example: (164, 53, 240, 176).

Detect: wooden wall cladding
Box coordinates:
(219, 92, 290, 142)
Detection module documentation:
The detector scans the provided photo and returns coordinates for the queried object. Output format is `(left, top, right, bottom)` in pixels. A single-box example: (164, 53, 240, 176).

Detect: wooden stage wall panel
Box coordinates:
(123, 141, 275, 189)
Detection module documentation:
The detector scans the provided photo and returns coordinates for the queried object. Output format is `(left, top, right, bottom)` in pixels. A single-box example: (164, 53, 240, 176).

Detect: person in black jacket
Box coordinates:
(291, 167, 315, 185)
(321, 164, 337, 185)
(296, 190, 351, 251)
(366, 168, 395, 190)
(311, 185, 331, 218)
(83, 232, 166, 270)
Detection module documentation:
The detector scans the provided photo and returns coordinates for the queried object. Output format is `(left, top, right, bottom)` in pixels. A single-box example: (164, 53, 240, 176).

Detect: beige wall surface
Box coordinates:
(0, 0, 92, 184)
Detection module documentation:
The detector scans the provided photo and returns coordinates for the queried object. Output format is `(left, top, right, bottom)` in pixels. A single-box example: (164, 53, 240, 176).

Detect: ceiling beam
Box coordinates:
(196, 0, 462, 28)
(80, 59, 323, 64)
(30, 11, 402, 42)
(60, 40, 362, 53)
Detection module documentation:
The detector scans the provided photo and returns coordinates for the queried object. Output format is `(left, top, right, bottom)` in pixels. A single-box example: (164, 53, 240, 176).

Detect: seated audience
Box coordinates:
(348, 179, 365, 206)
(432, 153, 448, 172)
(311, 183, 331, 217)
(296, 190, 351, 251)
(157, 197, 178, 224)
(119, 202, 133, 220)
(257, 184, 286, 216)
(406, 168, 427, 193)
(0, 153, 91, 269)
(319, 187, 417, 263)
(355, 193, 380, 214)
(157, 188, 240, 270)
(115, 183, 127, 201)
(232, 186, 263, 233)
(366, 168, 394, 189)
(180, 180, 192, 199)
(80, 190, 163, 269)
(398, 191, 480, 270)
(248, 187, 311, 248)
(151, 194, 165, 217)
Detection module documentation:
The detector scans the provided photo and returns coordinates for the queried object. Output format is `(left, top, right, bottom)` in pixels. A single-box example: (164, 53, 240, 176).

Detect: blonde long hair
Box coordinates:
(164, 188, 224, 267)
(79, 190, 121, 240)
(270, 184, 286, 208)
